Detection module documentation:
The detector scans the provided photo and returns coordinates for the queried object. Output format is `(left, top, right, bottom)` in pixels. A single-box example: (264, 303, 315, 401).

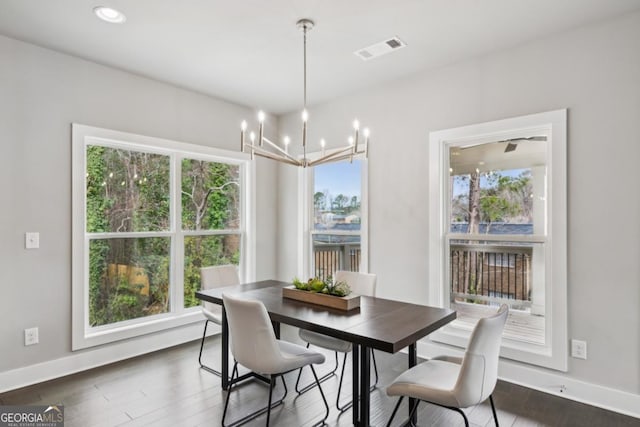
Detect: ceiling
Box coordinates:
(450, 137, 547, 175)
(1, 0, 639, 114)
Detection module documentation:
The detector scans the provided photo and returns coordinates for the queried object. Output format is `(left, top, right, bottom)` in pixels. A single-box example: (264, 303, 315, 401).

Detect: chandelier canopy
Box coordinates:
(240, 19, 370, 168)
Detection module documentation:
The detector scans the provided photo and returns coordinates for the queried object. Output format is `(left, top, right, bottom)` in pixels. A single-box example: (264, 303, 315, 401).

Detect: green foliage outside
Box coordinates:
(451, 169, 533, 230)
(86, 146, 240, 327)
(181, 159, 240, 308)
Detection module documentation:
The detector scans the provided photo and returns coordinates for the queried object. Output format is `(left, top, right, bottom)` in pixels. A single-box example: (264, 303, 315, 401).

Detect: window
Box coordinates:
(72, 124, 254, 349)
(428, 110, 567, 371)
(300, 159, 368, 280)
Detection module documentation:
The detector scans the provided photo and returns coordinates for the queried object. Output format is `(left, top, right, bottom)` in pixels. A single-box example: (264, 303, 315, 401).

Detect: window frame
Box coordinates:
(72, 124, 255, 350)
(298, 156, 369, 279)
(427, 109, 568, 371)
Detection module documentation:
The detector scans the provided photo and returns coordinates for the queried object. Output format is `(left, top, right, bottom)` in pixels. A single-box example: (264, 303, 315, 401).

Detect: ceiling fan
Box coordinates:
(500, 136, 547, 153)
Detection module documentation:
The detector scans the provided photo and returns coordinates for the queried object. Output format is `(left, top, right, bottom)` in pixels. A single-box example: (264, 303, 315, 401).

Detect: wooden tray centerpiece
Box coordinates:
(282, 277, 360, 311)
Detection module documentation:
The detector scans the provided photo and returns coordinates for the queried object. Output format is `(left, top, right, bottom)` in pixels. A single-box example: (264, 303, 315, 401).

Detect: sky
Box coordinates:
(313, 162, 527, 199)
(314, 160, 361, 198)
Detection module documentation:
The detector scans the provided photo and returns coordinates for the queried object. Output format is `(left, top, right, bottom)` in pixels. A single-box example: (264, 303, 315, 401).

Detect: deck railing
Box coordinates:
(450, 242, 532, 306)
(313, 241, 532, 306)
(313, 243, 361, 281)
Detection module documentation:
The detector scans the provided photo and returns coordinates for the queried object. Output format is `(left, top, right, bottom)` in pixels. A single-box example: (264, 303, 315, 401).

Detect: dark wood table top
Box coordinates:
(196, 279, 456, 353)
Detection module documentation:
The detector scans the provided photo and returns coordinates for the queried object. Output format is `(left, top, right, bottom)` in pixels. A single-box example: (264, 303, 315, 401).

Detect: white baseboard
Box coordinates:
(0, 322, 221, 394)
(417, 340, 640, 419)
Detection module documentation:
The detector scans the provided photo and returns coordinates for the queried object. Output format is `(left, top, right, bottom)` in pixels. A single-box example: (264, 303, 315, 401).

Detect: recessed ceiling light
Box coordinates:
(93, 6, 126, 24)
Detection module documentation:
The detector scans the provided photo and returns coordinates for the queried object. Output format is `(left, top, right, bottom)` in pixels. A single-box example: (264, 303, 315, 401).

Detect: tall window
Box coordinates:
(72, 125, 253, 349)
(303, 159, 368, 280)
(428, 110, 567, 371)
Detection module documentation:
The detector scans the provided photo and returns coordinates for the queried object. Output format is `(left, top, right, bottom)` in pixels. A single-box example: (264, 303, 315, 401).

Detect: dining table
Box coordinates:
(196, 279, 456, 427)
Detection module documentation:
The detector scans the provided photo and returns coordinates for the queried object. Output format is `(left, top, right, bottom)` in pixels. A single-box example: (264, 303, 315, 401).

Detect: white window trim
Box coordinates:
(297, 155, 369, 279)
(72, 124, 255, 350)
(427, 109, 568, 371)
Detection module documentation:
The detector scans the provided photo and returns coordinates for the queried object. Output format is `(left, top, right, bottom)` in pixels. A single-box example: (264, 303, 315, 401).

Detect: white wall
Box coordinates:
(278, 10, 640, 403)
(0, 35, 277, 374)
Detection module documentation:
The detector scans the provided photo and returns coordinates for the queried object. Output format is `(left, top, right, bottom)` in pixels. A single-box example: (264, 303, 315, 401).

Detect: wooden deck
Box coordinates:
(451, 301, 545, 345)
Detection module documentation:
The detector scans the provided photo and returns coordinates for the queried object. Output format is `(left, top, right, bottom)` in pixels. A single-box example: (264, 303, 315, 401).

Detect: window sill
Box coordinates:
(73, 309, 203, 351)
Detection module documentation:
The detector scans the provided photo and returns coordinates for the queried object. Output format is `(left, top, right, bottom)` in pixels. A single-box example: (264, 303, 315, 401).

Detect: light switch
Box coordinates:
(25, 232, 40, 249)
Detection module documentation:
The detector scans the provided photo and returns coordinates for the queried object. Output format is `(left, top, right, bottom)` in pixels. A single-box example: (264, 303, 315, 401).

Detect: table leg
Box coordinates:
(222, 307, 230, 390)
(352, 344, 360, 426)
(271, 320, 280, 339)
(408, 343, 418, 425)
(360, 345, 371, 427)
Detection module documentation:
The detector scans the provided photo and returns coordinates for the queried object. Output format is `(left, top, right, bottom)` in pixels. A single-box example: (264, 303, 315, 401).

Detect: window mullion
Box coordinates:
(173, 153, 184, 313)
(446, 233, 546, 244)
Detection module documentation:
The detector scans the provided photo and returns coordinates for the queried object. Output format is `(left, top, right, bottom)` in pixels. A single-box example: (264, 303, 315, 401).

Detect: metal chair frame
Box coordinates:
(198, 318, 222, 376)
(385, 394, 499, 427)
(222, 360, 329, 427)
(294, 345, 379, 412)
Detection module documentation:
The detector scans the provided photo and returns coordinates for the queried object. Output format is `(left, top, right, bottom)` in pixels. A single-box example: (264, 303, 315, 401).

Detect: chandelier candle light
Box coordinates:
(240, 18, 370, 168)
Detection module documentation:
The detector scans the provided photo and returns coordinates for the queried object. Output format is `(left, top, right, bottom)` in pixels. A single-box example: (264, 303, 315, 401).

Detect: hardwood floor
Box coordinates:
(1, 327, 638, 427)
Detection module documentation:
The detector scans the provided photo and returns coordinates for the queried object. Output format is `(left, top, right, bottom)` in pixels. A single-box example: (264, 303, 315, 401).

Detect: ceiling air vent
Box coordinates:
(354, 36, 406, 61)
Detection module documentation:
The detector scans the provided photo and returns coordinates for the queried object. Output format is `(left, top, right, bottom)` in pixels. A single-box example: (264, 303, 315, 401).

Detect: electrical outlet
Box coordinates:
(571, 339, 587, 360)
(25, 327, 39, 346)
(25, 232, 40, 249)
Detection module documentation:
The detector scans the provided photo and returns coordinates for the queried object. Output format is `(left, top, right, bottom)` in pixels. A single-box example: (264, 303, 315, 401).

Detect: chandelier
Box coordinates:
(240, 19, 370, 168)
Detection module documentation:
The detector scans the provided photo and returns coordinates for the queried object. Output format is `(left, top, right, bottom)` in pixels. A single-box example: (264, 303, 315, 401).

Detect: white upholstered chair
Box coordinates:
(221, 292, 329, 427)
(385, 304, 509, 427)
(296, 270, 378, 411)
(198, 265, 240, 376)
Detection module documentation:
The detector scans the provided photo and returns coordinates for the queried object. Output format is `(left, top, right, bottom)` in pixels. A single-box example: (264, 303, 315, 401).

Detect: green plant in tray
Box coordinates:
(325, 279, 351, 297)
(292, 277, 308, 290)
(291, 276, 351, 297)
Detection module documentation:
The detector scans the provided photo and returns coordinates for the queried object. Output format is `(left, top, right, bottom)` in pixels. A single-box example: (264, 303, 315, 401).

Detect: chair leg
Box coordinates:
(309, 365, 330, 427)
(408, 400, 420, 427)
(451, 407, 470, 427)
(489, 394, 499, 427)
(198, 320, 222, 376)
(425, 400, 470, 427)
(281, 374, 289, 400)
(295, 346, 339, 394)
(222, 362, 286, 427)
(221, 362, 239, 426)
(336, 348, 378, 412)
(385, 396, 404, 427)
(336, 352, 350, 412)
(371, 348, 379, 387)
(388, 398, 471, 427)
(386, 397, 420, 427)
(266, 375, 276, 426)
